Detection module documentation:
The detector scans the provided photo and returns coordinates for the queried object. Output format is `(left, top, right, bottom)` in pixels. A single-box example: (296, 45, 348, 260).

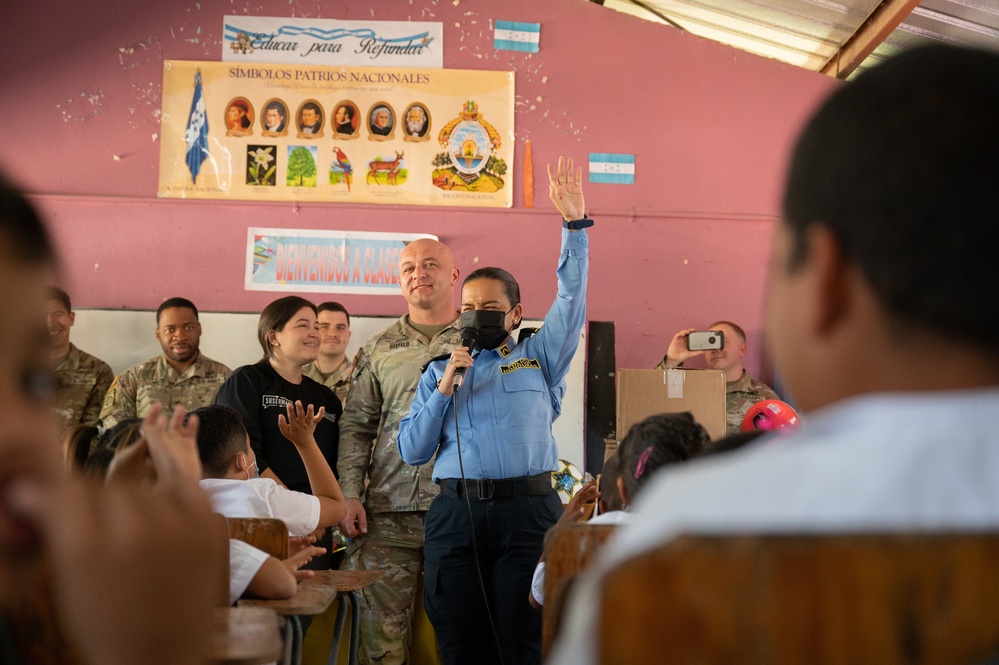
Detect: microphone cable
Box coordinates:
(450, 379, 506, 665)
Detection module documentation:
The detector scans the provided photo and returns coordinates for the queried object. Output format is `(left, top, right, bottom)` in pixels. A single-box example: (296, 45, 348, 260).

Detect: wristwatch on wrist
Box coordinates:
(563, 217, 594, 230)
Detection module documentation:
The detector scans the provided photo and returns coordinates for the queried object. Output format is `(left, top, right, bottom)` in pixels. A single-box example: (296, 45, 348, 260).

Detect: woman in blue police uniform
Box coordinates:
(398, 156, 589, 665)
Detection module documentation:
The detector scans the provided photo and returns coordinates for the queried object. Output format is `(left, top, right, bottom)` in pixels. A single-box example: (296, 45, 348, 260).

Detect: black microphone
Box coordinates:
(452, 328, 480, 391)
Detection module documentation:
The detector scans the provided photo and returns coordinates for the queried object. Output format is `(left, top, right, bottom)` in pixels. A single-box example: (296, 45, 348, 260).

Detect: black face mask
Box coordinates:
(459, 308, 514, 350)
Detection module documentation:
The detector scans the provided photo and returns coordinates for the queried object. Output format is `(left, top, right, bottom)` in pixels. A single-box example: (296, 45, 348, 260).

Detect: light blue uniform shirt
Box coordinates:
(398, 226, 589, 480)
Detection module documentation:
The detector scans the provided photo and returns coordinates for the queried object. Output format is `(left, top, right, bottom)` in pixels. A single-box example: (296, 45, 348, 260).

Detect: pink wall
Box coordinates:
(2, 0, 837, 376)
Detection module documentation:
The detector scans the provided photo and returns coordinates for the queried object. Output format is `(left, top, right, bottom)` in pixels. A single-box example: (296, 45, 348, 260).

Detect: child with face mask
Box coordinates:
(193, 403, 346, 541)
(398, 156, 590, 665)
(191, 403, 341, 603)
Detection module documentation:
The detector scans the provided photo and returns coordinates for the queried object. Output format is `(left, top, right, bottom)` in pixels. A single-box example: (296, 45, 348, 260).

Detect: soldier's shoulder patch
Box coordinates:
(347, 349, 361, 374)
(350, 346, 372, 373)
(102, 377, 119, 409)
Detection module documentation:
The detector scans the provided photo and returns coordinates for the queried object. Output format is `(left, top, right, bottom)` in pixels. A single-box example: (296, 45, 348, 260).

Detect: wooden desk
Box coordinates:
(325, 569, 385, 595)
(210, 606, 282, 665)
(325, 570, 385, 665)
(240, 571, 340, 616)
(240, 571, 340, 665)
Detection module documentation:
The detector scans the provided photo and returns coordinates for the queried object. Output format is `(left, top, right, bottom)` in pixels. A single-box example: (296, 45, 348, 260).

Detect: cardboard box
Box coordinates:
(603, 438, 619, 463)
(616, 369, 727, 441)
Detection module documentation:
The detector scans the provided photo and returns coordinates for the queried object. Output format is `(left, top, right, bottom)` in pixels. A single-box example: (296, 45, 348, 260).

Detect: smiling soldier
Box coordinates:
(337, 238, 463, 665)
(303, 301, 353, 405)
(99, 297, 231, 429)
(47, 286, 114, 433)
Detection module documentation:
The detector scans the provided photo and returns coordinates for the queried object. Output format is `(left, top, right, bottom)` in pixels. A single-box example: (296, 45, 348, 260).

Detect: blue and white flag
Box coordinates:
(494, 20, 540, 53)
(589, 153, 635, 185)
(184, 70, 209, 184)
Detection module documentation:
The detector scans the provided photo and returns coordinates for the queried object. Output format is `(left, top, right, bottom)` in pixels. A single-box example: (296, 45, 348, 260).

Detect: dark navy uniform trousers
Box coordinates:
(423, 479, 562, 665)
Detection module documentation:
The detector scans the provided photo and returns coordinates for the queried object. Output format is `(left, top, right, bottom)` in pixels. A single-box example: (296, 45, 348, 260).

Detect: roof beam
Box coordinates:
(820, 0, 921, 78)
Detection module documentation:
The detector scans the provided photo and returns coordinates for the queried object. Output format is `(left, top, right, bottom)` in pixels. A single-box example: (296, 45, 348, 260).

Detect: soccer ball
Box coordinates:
(741, 399, 800, 432)
(551, 459, 585, 504)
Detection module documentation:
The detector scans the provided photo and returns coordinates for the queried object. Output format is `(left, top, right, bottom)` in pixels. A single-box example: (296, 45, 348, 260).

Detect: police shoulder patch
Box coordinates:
(499, 358, 541, 374)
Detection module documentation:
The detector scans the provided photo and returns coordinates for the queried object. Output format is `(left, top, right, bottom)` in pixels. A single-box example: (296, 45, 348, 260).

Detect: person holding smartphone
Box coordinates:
(657, 321, 779, 433)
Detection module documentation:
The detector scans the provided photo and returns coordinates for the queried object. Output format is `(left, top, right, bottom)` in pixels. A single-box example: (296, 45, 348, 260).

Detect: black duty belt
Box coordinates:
(437, 474, 552, 500)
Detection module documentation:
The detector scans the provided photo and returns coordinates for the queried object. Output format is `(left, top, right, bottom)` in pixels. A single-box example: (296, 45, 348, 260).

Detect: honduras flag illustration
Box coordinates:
(494, 20, 540, 53)
(589, 153, 635, 185)
(184, 70, 209, 184)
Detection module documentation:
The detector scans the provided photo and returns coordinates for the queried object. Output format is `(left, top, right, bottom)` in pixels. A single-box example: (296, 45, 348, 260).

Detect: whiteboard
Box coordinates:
(71, 310, 587, 467)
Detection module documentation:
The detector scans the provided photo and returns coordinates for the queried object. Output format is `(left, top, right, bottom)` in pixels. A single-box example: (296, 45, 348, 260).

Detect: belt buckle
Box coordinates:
(476, 479, 495, 500)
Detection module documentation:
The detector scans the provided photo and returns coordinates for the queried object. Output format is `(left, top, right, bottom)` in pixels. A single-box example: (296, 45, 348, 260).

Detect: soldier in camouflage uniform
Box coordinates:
(99, 298, 231, 429)
(658, 321, 779, 434)
(338, 239, 462, 665)
(302, 301, 353, 405)
(724, 369, 780, 432)
(47, 287, 114, 433)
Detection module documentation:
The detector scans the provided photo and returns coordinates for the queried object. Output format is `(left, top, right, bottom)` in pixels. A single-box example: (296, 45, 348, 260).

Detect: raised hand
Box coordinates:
(277, 400, 325, 448)
(139, 403, 203, 484)
(104, 438, 155, 485)
(547, 155, 586, 222)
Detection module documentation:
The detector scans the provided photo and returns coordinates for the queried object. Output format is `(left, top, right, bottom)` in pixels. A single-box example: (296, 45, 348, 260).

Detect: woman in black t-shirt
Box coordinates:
(215, 297, 342, 570)
(215, 296, 341, 494)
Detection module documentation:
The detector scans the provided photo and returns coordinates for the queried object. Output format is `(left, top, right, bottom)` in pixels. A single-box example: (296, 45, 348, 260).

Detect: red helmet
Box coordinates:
(741, 400, 800, 432)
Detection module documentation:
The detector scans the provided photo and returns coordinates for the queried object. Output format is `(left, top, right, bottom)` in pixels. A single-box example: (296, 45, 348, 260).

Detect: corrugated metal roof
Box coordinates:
(596, 0, 999, 78)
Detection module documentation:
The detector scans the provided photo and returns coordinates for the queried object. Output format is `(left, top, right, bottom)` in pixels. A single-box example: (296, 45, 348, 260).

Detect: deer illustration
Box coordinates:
(367, 151, 404, 185)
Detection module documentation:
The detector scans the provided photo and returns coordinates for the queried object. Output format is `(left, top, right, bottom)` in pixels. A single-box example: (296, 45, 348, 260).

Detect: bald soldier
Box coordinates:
(338, 238, 462, 665)
(100, 297, 231, 429)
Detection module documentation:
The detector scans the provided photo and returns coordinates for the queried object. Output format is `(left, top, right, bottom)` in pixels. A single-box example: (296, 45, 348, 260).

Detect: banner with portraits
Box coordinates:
(157, 60, 514, 208)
